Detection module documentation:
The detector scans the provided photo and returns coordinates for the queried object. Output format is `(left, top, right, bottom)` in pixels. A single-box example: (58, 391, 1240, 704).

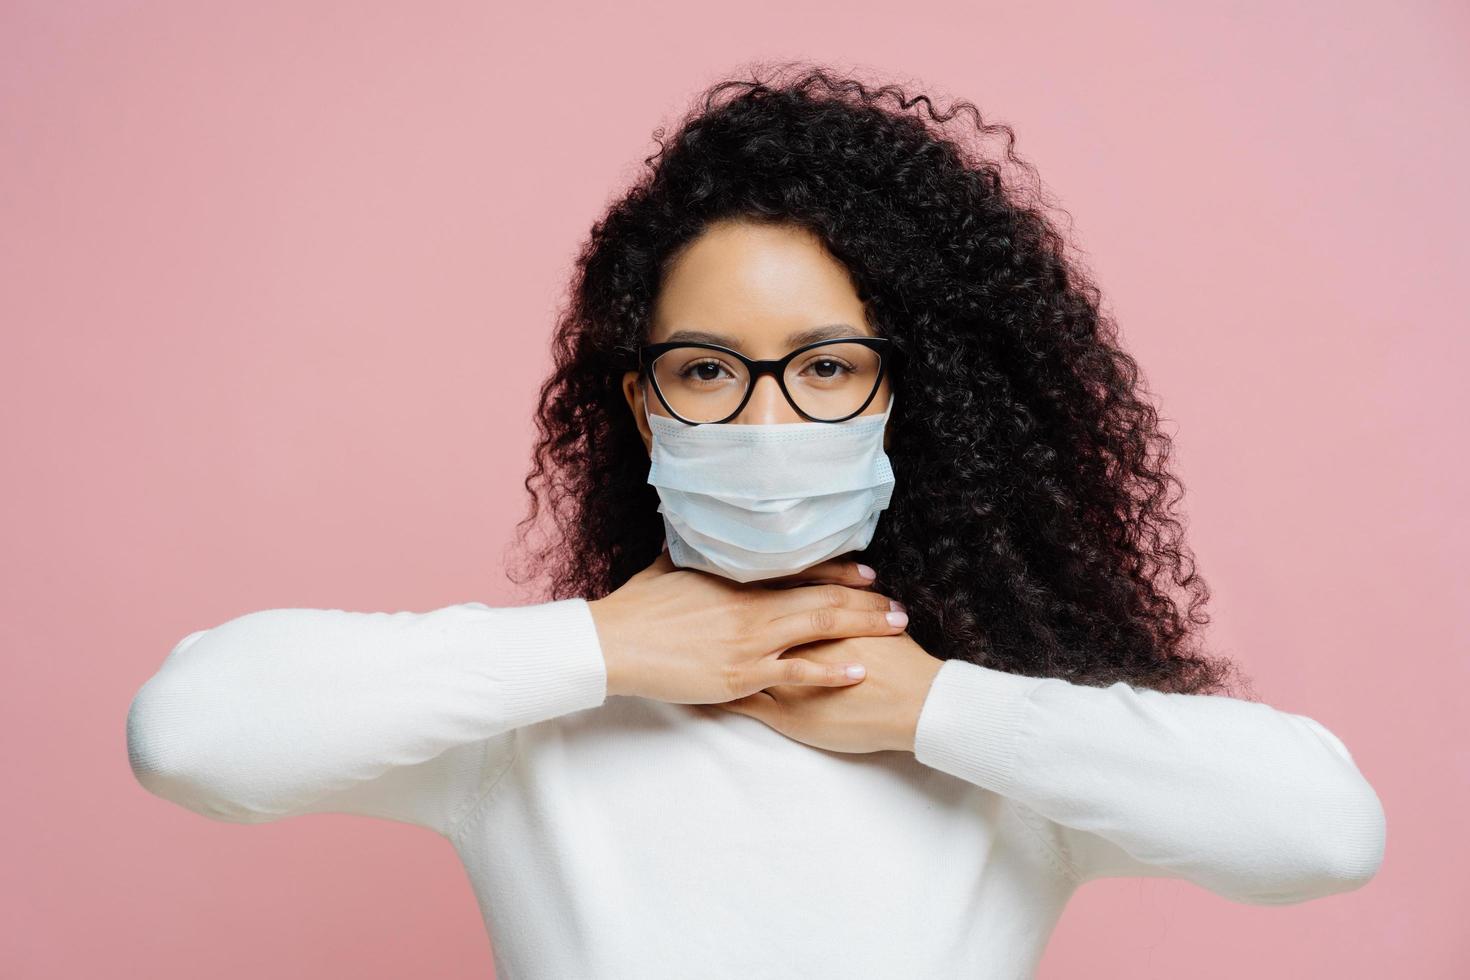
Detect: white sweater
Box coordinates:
(125, 597, 1385, 979)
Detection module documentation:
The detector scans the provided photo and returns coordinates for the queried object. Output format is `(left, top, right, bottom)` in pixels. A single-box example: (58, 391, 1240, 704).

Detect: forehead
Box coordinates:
(648, 220, 874, 351)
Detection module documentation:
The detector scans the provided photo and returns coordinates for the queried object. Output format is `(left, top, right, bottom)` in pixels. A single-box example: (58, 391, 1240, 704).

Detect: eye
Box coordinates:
(800, 356, 856, 379)
(677, 358, 736, 382)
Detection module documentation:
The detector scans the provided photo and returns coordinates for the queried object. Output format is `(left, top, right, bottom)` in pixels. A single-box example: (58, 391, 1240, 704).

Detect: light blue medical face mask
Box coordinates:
(644, 392, 896, 583)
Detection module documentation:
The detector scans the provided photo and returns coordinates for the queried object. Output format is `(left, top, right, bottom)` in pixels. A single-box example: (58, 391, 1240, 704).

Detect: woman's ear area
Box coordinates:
(882, 387, 896, 452)
(622, 370, 653, 454)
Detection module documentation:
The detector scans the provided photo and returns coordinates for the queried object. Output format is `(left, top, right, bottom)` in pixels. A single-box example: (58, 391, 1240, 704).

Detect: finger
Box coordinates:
(760, 557, 878, 590)
(749, 654, 869, 690)
(763, 580, 901, 624)
(766, 596, 907, 652)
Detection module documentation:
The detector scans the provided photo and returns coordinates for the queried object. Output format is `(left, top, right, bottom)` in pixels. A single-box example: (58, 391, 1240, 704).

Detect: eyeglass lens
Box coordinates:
(650, 342, 883, 422)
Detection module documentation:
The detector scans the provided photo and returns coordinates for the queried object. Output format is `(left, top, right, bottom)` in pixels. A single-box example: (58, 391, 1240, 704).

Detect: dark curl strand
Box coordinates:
(506, 62, 1253, 699)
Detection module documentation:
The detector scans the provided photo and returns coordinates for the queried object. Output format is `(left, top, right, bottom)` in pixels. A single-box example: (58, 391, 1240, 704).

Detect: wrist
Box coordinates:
(587, 597, 635, 697)
(891, 654, 946, 753)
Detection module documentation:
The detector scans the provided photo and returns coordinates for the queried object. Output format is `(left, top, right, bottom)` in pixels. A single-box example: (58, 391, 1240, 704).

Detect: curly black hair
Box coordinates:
(505, 61, 1253, 699)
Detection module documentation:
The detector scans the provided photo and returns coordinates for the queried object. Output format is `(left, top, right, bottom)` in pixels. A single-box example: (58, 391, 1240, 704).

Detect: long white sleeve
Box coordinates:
(912, 659, 1386, 906)
(125, 597, 608, 838)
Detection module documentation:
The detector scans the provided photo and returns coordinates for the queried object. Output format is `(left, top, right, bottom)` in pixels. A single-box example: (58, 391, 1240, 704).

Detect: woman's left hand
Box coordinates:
(710, 632, 945, 754)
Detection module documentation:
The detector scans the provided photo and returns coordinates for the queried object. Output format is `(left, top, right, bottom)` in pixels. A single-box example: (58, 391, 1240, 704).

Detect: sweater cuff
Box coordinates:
(444, 597, 609, 729)
(912, 659, 1045, 798)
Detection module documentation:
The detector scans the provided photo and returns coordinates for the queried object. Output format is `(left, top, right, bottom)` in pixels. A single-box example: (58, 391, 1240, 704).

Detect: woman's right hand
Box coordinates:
(586, 551, 908, 705)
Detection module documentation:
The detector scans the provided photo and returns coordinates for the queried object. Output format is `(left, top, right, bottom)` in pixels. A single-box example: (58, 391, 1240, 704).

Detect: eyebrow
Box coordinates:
(659, 323, 868, 351)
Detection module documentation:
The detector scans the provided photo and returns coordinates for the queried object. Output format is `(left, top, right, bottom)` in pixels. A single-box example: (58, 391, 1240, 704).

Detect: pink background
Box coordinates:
(3, 2, 1465, 977)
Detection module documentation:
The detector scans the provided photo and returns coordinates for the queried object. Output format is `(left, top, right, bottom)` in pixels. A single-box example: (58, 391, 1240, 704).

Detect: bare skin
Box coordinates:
(587, 218, 945, 755)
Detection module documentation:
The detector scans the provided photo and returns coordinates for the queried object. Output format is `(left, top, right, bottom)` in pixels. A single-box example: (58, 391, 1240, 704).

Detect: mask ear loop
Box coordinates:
(857, 389, 895, 423)
(640, 381, 671, 553)
(641, 377, 658, 427)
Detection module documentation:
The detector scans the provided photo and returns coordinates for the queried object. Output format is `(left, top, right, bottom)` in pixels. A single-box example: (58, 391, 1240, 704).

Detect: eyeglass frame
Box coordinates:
(637, 336, 894, 425)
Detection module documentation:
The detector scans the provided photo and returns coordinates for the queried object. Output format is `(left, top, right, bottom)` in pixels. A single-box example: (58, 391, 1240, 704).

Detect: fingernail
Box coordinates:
(886, 610, 908, 628)
(856, 563, 877, 581)
(889, 598, 906, 613)
(846, 664, 866, 679)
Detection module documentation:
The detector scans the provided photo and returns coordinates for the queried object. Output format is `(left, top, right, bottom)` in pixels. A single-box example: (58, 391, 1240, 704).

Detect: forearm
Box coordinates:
(126, 598, 608, 826)
(909, 659, 1386, 903)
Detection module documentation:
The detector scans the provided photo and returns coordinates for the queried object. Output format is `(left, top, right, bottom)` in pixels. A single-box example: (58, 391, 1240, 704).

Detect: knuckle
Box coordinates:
(809, 605, 837, 634)
(779, 658, 806, 684)
(822, 584, 846, 608)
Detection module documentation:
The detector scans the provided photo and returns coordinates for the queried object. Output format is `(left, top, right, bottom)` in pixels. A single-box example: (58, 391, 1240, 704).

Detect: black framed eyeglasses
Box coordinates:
(638, 336, 893, 425)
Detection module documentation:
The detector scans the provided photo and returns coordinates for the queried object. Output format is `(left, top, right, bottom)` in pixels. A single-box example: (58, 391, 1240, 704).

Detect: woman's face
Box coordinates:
(621, 218, 894, 453)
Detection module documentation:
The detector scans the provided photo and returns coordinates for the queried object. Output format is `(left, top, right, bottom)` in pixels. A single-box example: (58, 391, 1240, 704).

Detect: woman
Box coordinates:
(126, 66, 1386, 978)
